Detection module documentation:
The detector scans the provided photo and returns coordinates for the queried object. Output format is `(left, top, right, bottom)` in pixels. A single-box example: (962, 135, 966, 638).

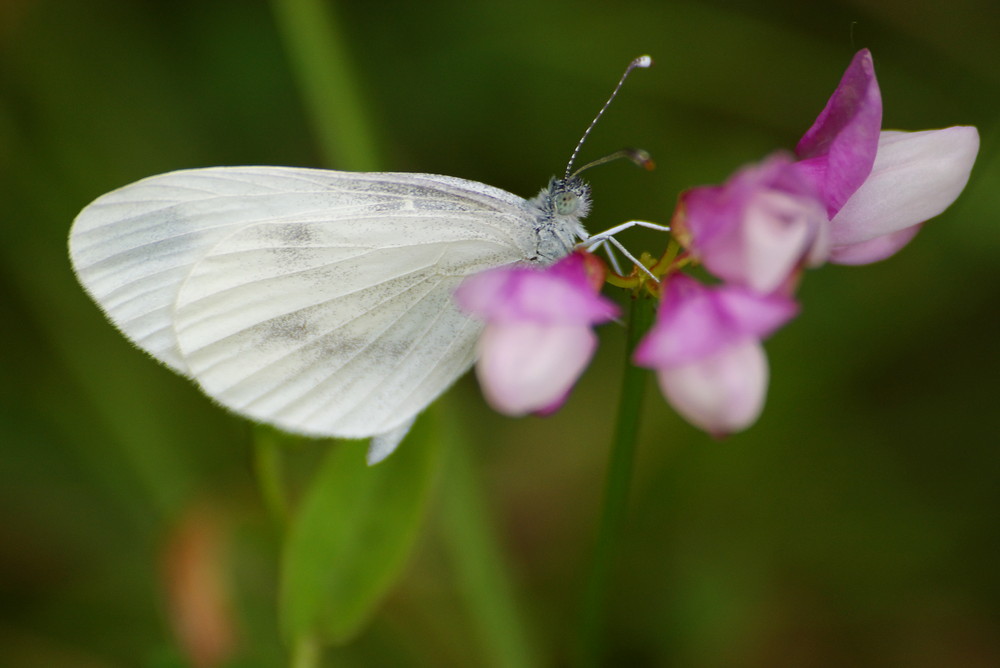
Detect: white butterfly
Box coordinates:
(69, 57, 656, 464)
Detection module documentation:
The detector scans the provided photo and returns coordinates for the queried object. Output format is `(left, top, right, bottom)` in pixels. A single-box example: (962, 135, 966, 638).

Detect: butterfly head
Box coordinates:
(546, 176, 593, 220)
(527, 176, 592, 263)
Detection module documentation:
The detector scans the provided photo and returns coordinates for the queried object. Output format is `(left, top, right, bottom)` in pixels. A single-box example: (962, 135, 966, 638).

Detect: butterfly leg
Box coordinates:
(582, 220, 671, 281)
(591, 219, 671, 238)
(587, 237, 626, 275)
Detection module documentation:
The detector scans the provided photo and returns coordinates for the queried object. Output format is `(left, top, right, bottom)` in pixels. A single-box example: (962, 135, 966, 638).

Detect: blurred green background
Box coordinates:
(2, 0, 998, 665)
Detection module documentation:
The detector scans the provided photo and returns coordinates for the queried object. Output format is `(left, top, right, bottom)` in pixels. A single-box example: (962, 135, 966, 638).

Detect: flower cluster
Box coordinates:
(456, 49, 978, 435)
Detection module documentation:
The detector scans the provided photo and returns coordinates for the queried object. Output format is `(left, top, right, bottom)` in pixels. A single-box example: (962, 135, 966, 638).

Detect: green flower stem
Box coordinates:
(270, 0, 381, 171)
(576, 292, 657, 666)
(439, 411, 540, 668)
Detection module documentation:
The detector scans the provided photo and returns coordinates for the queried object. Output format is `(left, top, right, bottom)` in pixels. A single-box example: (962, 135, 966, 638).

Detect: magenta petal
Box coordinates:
(633, 276, 797, 369)
(453, 266, 514, 314)
(795, 49, 882, 217)
(633, 280, 733, 366)
(455, 254, 619, 324)
(715, 287, 800, 338)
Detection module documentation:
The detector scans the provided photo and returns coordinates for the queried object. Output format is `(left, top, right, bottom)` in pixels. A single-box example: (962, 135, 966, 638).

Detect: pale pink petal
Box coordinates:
(829, 224, 922, 265)
(475, 322, 596, 416)
(829, 127, 980, 254)
(656, 339, 769, 436)
(742, 189, 819, 293)
(804, 210, 832, 267)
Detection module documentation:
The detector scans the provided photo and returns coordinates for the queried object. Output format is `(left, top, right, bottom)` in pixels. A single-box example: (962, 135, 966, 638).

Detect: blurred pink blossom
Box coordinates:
(673, 154, 829, 294)
(634, 275, 798, 435)
(454, 252, 618, 416)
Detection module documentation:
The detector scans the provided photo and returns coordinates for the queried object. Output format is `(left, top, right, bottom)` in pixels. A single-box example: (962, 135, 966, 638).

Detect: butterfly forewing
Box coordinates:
(70, 166, 541, 438)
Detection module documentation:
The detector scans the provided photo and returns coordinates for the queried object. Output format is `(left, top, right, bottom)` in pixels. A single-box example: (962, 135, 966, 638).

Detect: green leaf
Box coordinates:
(279, 413, 440, 646)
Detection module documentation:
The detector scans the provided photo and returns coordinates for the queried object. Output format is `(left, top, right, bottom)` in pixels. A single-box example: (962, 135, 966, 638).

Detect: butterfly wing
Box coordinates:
(70, 166, 539, 439)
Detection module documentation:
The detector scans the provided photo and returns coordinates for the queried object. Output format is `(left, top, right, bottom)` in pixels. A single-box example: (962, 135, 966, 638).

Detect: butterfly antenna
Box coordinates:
(563, 55, 653, 180)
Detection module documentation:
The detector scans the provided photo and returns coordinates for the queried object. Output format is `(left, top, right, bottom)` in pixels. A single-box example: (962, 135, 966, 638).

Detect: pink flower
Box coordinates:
(454, 252, 619, 416)
(634, 275, 798, 436)
(673, 154, 829, 294)
(795, 48, 979, 264)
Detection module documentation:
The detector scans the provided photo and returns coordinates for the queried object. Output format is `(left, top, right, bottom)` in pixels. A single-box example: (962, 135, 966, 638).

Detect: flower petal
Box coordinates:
(715, 287, 800, 339)
(829, 127, 980, 257)
(656, 339, 769, 436)
(475, 322, 596, 416)
(677, 154, 827, 293)
(741, 189, 818, 293)
(795, 49, 882, 217)
(454, 252, 619, 324)
(633, 276, 797, 368)
(633, 279, 733, 367)
(829, 224, 922, 265)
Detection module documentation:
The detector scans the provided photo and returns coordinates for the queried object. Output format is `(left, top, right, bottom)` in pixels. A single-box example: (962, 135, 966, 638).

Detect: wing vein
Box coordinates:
(184, 261, 442, 380)
(297, 279, 465, 427)
(237, 272, 446, 415)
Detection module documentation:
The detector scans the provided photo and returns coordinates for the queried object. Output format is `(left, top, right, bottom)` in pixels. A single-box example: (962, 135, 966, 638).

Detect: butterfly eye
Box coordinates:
(554, 191, 580, 216)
